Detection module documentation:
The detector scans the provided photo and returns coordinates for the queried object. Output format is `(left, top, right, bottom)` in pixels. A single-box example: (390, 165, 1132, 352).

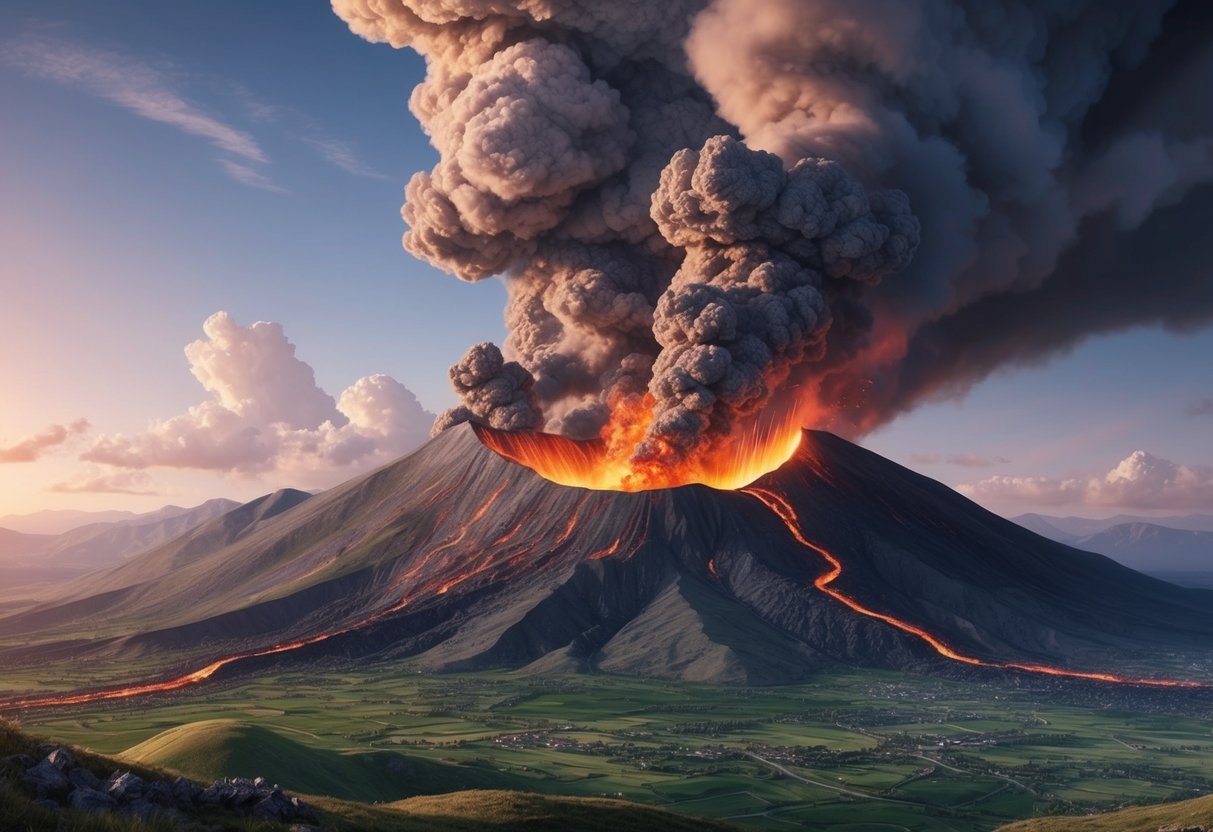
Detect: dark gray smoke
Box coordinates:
(634, 136, 917, 465)
(431, 342, 542, 435)
(335, 0, 1213, 460)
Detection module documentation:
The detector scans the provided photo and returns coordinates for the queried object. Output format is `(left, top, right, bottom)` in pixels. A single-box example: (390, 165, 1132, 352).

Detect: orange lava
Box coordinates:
(588, 539, 623, 560)
(472, 407, 803, 492)
(1, 481, 525, 712)
(742, 486, 1208, 689)
(2, 625, 361, 710)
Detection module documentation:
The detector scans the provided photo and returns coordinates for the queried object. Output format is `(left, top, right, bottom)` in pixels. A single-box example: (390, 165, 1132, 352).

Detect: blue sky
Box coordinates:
(0, 0, 1209, 518)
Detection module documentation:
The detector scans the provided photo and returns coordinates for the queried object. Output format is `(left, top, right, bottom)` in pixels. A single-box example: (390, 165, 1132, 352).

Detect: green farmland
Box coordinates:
(6, 665, 1213, 831)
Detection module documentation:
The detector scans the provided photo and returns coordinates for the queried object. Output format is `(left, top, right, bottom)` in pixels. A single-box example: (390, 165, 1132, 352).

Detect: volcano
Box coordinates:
(2, 424, 1212, 706)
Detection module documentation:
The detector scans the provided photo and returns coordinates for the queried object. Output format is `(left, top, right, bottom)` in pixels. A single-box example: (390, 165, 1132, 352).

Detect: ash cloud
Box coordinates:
(0, 420, 89, 463)
(432, 342, 542, 435)
(82, 312, 433, 485)
(636, 136, 916, 464)
(336, 0, 1213, 456)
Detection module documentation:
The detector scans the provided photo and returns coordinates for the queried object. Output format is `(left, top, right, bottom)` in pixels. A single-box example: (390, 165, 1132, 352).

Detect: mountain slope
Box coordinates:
(0, 509, 138, 535)
(1010, 513, 1078, 544)
(43, 498, 241, 568)
(0, 499, 245, 598)
(0, 528, 53, 558)
(1073, 522, 1213, 572)
(2, 424, 1211, 691)
(1015, 512, 1213, 537)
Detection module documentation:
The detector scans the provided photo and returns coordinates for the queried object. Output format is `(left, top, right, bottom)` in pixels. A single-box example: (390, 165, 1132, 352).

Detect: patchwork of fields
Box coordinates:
(9, 665, 1213, 831)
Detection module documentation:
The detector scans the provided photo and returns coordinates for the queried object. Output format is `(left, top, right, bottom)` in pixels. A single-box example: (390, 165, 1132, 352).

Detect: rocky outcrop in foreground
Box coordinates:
(3, 744, 318, 824)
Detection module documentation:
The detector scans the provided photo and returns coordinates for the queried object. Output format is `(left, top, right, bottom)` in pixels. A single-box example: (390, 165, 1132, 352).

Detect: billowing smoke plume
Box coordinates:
(335, 0, 1213, 459)
(431, 342, 542, 435)
(634, 136, 917, 465)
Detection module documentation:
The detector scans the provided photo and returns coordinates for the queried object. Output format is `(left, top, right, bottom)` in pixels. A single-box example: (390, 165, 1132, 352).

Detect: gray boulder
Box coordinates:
(44, 748, 75, 771)
(252, 791, 294, 821)
(289, 795, 317, 821)
(22, 759, 70, 798)
(144, 779, 175, 806)
(172, 776, 199, 804)
(68, 767, 101, 790)
(68, 786, 118, 813)
(198, 782, 225, 805)
(106, 771, 145, 802)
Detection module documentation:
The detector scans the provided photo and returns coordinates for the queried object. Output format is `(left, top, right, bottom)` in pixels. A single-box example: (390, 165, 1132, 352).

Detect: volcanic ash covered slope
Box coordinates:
(2, 423, 1212, 686)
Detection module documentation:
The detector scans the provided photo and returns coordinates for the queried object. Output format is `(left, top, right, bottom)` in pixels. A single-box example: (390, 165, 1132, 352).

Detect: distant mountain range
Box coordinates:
(1013, 512, 1213, 538)
(0, 508, 147, 535)
(1012, 513, 1213, 574)
(0, 498, 244, 599)
(3, 424, 1211, 690)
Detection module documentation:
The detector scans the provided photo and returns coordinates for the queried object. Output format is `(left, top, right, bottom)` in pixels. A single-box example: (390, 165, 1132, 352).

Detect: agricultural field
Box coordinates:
(6, 665, 1213, 831)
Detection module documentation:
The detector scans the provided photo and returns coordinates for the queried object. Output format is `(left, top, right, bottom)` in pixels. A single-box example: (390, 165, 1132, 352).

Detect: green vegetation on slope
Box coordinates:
(307, 790, 743, 832)
(0, 717, 238, 832)
(14, 665, 1213, 831)
(2, 717, 735, 832)
(122, 719, 523, 803)
(997, 793, 1213, 831)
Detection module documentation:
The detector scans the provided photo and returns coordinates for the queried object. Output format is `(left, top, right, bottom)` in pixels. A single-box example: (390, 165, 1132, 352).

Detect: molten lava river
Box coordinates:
(3, 418, 1207, 712)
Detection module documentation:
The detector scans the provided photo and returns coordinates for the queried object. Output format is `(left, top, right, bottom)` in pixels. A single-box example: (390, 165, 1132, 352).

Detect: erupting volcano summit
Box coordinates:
(3, 424, 1211, 709)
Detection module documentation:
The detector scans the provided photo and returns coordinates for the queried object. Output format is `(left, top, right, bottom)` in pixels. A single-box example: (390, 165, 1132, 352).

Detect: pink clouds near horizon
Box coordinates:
(78, 311, 433, 487)
(49, 468, 158, 496)
(959, 450, 1213, 512)
(0, 419, 89, 463)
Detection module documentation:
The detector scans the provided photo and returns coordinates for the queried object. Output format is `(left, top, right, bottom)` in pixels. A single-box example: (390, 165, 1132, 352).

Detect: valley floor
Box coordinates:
(6, 665, 1213, 832)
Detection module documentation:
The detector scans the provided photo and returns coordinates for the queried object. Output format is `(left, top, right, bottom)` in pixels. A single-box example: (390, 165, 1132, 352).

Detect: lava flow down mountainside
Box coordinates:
(2, 423, 1212, 709)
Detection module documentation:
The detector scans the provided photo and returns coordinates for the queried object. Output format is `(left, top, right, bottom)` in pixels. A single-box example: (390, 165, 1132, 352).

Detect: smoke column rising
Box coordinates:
(334, 0, 1213, 482)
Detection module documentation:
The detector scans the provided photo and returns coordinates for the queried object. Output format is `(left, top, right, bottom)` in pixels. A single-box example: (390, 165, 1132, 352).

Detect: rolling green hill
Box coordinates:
(122, 719, 522, 803)
(2, 717, 736, 832)
(332, 789, 746, 832)
(997, 794, 1213, 831)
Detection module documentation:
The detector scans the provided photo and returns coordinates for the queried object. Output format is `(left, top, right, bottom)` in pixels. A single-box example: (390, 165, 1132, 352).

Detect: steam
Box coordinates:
(335, 0, 1213, 463)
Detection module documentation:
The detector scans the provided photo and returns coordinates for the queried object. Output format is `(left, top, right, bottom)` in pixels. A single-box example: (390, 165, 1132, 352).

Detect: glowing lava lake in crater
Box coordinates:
(471, 418, 805, 492)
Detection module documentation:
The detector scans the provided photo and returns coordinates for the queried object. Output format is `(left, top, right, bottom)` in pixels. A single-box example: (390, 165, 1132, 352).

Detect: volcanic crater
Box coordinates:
(3, 423, 1213, 708)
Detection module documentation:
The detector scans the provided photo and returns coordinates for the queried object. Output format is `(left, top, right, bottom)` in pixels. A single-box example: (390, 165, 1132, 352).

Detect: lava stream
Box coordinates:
(0, 622, 366, 710)
(742, 486, 1208, 689)
(2, 482, 521, 711)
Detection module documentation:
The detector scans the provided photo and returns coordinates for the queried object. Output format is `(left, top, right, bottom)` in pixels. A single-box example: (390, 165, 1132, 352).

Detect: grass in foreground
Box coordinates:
(0, 716, 738, 832)
(997, 793, 1213, 831)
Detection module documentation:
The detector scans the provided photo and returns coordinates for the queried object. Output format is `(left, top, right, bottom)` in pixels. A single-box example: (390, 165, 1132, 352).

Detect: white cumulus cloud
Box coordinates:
(81, 312, 433, 486)
(958, 450, 1213, 511)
